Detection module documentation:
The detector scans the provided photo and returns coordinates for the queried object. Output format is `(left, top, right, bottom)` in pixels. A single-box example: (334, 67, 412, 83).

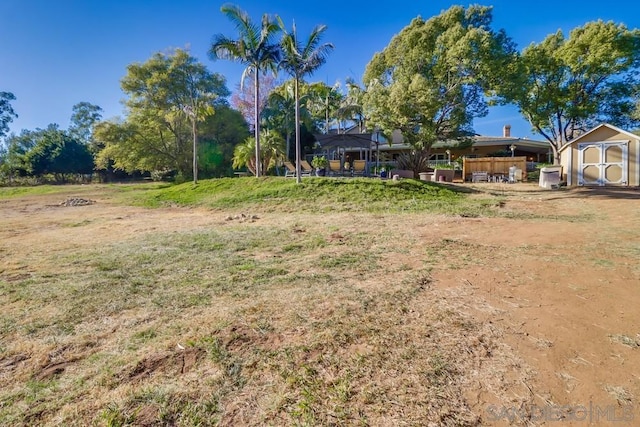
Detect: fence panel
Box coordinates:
(463, 157, 527, 181)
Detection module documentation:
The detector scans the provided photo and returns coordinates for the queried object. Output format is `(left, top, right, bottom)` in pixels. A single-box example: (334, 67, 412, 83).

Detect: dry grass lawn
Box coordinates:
(1, 183, 639, 426)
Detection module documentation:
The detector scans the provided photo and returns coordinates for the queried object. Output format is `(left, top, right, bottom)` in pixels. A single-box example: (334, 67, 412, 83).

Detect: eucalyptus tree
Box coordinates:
(363, 5, 515, 174)
(210, 4, 281, 177)
(0, 91, 18, 140)
(496, 20, 640, 163)
(278, 17, 334, 183)
(68, 102, 103, 147)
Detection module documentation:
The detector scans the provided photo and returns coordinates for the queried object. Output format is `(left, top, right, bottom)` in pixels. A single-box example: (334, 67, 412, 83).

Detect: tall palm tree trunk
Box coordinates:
(254, 72, 261, 177)
(295, 77, 302, 184)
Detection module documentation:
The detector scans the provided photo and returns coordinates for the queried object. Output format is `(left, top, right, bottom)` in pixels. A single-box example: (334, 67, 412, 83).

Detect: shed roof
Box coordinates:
(558, 123, 640, 153)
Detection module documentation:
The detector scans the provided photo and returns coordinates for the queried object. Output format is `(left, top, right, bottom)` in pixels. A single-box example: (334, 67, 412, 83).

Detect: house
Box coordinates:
(558, 123, 640, 187)
(429, 125, 552, 165)
(315, 125, 552, 168)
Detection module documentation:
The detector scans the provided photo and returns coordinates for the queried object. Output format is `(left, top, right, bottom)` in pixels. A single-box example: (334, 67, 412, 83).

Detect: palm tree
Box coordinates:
(338, 77, 367, 132)
(263, 80, 314, 162)
(263, 81, 297, 161)
(232, 129, 285, 175)
(210, 4, 280, 177)
(306, 81, 343, 134)
(278, 18, 334, 183)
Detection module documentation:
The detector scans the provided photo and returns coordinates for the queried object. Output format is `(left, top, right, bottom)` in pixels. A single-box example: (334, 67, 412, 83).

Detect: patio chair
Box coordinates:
(300, 160, 314, 176)
(352, 159, 367, 177)
(328, 160, 342, 176)
(283, 161, 297, 178)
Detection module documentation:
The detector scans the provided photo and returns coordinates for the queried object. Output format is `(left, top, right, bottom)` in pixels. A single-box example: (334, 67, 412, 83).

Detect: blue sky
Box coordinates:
(2, 0, 639, 140)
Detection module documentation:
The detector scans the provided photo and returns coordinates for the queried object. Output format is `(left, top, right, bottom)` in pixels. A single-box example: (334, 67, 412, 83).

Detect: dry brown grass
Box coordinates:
(1, 183, 639, 426)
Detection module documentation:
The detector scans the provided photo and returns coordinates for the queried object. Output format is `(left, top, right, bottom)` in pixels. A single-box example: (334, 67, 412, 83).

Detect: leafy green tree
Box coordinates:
(497, 20, 640, 163)
(124, 48, 222, 183)
(199, 105, 250, 177)
(634, 99, 640, 125)
(0, 92, 18, 140)
(97, 49, 228, 178)
(0, 129, 35, 181)
(210, 4, 281, 177)
(95, 106, 246, 180)
(278, 17, 334, 183)
(68, 102, 103, 147)
(94, 118, 172, 175)
(2, 103, 101, 183)
(22, 125, 93, 182)
(362, 5, 515, 174)
(232, 128, 285, 175)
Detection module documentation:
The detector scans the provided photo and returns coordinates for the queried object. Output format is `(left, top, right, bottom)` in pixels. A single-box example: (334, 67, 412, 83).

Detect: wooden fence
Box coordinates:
(462, 156, 527, 181)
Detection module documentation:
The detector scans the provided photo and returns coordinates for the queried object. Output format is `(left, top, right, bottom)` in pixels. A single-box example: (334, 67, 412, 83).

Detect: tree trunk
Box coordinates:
(192, 115, 198, 184)
(254, 72, 261, 177)
(295, 77, 302, 184)
(552, 134, 562, 165)
(552, 145, 560, 165)
(285, 133, 291, 162)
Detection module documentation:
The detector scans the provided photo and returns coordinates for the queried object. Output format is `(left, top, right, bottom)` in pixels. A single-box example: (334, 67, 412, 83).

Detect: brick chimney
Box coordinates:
(503, 124, 511, 138)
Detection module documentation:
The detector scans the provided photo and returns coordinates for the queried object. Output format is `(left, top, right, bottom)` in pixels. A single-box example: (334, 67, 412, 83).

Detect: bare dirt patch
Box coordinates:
(1, 184, 639, 426)
(125, 348, 205, 383)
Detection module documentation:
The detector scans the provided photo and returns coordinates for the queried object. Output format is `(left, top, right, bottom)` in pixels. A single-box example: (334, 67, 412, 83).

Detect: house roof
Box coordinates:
(557, 123, 640, 153)
(314, 132, 375, 149)
(468, 136, 550, 153)
(314, 131, 551, 153)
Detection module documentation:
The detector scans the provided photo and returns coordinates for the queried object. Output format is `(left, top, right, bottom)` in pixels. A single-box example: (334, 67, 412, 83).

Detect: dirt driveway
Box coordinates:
(1, 183, 639, 425)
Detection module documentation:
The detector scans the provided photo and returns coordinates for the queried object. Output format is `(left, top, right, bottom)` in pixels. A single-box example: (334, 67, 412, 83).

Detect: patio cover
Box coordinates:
(314, 133, 375, 149)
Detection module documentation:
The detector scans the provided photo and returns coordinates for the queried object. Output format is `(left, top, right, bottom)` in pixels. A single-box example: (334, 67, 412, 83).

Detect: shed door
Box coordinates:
(577, 142, 627, 186)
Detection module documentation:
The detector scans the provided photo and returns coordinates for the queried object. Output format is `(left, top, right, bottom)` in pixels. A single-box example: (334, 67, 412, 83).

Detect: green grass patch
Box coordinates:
(0, 185, 84, 199)
(126, 177, 486, 214)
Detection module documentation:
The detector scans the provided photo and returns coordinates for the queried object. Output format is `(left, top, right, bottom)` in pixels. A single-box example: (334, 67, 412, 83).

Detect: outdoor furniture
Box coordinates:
(328, 160, 342, 176)
(472, 171, 489, 183)
(284, 161, 312, 177)
(283, 161, 297, 178)
(300, 160, 314, 176)
(352, 160, 367, 176)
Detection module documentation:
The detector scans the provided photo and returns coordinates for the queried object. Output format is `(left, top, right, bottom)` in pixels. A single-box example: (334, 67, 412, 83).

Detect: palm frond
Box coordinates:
(220, 4, 260, 47)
